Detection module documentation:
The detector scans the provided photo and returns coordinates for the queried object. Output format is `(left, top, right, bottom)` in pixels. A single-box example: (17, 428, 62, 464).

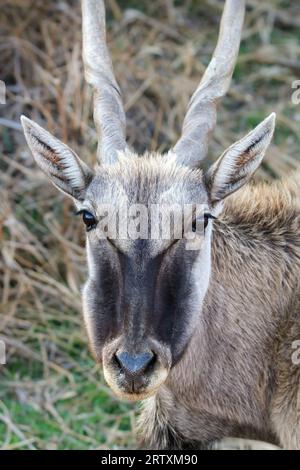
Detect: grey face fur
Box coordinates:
(21, 114, 275, 400)
(80, 155, 210, 400)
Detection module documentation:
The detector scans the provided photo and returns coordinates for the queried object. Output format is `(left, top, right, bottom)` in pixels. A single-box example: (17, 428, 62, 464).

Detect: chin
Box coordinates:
(103, 367, 169, 402)
(110, 388, 157, 402)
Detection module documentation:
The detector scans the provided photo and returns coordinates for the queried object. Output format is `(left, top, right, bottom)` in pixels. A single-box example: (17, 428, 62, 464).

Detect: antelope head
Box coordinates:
(21, 0, 275, 401)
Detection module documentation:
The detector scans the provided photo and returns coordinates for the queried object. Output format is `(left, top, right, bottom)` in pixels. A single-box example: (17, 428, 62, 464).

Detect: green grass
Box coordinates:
(0, 340, 135, 449)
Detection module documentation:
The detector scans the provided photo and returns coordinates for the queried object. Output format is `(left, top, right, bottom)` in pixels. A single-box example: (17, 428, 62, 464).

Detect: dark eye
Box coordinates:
(81, 210, 97, 231)
(192, 213, 215, 232)
(204, 213, 216, 230)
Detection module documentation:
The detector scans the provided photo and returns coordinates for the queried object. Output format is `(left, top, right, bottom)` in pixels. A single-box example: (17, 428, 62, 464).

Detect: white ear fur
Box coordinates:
(21, 115, 93, 199)
(206, 113, 276, 203)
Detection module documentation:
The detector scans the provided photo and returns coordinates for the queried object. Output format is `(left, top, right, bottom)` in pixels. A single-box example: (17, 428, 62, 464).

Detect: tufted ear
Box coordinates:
(205, 113, 276, 204)
(21, 115, 93, 200)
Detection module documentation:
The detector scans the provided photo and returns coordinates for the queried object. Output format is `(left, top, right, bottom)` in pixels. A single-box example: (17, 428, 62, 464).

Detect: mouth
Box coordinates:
(108, 386, 158, 402)
(102, 364, 169, 402)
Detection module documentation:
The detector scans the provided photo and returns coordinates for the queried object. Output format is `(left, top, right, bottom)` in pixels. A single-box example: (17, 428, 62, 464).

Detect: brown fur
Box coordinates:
(21, 112, 293, 447)
(138, 174, 300, 449)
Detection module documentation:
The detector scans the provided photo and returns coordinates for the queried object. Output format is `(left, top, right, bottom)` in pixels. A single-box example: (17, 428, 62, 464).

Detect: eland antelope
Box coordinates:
(21, 0, 300, 449)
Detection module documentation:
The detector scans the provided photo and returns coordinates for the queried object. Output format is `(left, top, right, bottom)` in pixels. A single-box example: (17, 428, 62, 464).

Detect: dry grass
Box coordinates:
(0, 0, 299, 450)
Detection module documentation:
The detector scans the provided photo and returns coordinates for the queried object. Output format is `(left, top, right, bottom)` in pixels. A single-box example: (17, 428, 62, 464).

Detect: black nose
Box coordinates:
(115, 351, 155, 381)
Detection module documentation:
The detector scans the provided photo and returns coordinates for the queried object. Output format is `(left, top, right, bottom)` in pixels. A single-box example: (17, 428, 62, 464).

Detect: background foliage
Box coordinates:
(0, 0, 299, 449)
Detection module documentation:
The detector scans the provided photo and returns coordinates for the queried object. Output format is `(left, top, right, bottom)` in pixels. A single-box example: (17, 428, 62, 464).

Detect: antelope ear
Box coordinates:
(21, 116, 93, 200)
(205, 113, 276, 203)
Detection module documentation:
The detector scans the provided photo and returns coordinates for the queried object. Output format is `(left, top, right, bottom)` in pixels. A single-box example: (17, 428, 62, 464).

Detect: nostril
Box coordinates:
(114, 350, 156, 377)
(113, 352, 122, 370)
